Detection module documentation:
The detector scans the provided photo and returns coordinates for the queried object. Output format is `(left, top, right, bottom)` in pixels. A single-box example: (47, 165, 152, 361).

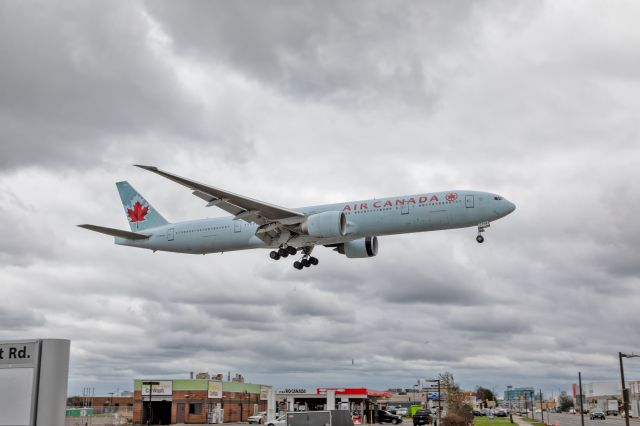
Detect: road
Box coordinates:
(521, 413, 640, 426)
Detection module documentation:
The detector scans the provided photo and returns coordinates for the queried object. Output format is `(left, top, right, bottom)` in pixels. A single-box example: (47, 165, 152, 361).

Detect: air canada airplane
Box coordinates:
(79, 165, 516, 270)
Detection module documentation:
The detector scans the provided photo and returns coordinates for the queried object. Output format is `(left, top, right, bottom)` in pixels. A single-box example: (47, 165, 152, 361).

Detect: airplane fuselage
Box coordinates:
(116, 190, 515, 254)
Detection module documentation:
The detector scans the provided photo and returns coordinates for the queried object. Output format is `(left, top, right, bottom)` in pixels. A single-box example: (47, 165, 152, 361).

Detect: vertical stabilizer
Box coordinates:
(116, 181, 169, 231)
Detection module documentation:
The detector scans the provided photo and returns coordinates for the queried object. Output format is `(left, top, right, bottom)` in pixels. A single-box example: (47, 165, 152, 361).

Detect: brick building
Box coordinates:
(66, 395, 134, 410)
(133, 378, 270, 424)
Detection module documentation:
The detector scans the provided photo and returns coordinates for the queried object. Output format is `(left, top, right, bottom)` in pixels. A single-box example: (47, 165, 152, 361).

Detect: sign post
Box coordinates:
(142, 381, 160, 426)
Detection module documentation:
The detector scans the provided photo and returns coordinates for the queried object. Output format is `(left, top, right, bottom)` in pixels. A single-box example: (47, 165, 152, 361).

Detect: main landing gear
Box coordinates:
(269, 245, 296, 260)
(269, 245, 319, 269)
(293, 256, 318, 270)
(476, 221, 490, 243)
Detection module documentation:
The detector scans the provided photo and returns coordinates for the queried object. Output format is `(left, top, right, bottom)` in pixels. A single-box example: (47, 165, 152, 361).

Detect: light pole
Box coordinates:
(539, 389, 543, 422)
(578, 372, 585, 426)
(142, 381, 159, 426)
(619, 352, 640, 426)
(427, 379, 441, 426)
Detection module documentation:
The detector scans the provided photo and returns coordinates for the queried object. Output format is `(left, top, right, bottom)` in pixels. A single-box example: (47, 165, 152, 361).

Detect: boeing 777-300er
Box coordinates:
(79, 165, 516, 270)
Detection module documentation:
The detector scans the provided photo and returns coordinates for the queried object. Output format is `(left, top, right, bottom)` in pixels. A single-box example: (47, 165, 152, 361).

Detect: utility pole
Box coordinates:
(427, 378, 441, 426)
(539, 389, 543, 422)
(619, 352, 639, 426)
(578, 372, 585, 426)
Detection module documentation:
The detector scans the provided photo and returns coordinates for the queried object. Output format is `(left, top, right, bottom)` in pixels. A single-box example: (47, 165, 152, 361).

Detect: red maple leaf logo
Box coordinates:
(446, 193, 458, 201)
(127, 201, 149, 222)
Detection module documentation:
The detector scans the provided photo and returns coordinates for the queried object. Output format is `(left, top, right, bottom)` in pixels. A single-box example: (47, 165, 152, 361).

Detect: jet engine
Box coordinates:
(337, 236, 378, 258)
(300, 211, 347, 238)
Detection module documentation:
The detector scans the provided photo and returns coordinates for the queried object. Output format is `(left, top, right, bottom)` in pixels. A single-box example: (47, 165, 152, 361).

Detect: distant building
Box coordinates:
(504, 387, 535, 403)
(572, 380, 640, 415)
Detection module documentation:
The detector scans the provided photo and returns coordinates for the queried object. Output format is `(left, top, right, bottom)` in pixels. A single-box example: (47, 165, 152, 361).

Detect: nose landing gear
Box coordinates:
(476, 221, 490, 243)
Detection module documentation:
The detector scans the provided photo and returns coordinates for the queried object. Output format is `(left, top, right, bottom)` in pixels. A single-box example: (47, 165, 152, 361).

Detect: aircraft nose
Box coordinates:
(506, 200, 516, 214)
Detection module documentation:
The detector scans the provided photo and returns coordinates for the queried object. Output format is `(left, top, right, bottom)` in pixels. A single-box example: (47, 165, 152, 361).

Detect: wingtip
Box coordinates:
(134, 164, 158, 171)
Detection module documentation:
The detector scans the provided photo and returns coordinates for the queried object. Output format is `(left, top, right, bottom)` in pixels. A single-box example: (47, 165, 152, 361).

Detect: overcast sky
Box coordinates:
(1, 0, 639, 397)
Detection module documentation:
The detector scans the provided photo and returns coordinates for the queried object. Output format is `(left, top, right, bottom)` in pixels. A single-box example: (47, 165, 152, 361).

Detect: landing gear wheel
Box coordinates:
(293, 261, 303, 270)
(278, 248, 287, 256)
(476, 235, 484, 243)
(309, 257, 319, 265)
(302, 258, 311, 268)
(286, 246, 297, 255)
(269, 251, 280, 260)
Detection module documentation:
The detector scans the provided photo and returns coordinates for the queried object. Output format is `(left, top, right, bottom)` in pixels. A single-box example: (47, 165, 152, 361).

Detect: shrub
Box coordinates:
(442, 413, 473, 426)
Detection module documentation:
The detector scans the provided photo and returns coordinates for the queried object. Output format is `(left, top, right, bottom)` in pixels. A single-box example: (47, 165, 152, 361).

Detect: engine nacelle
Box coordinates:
(301, 211, 347, 238)
(337, 236, 378, 258)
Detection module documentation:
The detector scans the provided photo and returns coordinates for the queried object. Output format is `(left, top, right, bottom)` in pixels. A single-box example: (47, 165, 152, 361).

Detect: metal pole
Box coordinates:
(531, 392, 535, 420)
(438, 379, 441, 426)
(539, 389, 543, 422)
(148, 383, 153, 426)
(620, 353, 630, 426)
(578, 372, 585, 426)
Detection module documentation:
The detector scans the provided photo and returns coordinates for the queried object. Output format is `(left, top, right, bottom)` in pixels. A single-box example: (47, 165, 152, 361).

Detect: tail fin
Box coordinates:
(116, 181, 169, 231)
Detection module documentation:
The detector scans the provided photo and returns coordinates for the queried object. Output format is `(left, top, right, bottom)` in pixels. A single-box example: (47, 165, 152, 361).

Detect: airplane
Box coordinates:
(79, 165, 516, 270)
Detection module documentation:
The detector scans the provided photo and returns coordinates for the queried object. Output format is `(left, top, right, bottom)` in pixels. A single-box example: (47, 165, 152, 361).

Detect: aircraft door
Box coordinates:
(465, 195, 474, 208)
(234, 222, 242, 233)
(167, 227, 174, 241)
(401, 201, 409, 215)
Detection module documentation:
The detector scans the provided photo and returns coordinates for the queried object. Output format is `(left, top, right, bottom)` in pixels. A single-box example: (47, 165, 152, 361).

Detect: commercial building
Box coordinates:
(572, 380, 640, 415)
(504, 387, 535, 404)
(278, 387, 392, 410)
(133, 378, 270, 424)
(276, 387, 392, 424)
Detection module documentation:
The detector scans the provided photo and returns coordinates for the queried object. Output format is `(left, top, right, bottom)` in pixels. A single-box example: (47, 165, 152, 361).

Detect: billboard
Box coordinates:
(260, 385, 271, 401)
(208, 381, 223, 399)
(141, 380, 172, 396)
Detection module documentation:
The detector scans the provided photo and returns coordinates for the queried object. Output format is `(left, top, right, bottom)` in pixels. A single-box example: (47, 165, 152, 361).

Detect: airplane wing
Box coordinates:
(78, 224, 151, 240)
(134, 165, 306, 229)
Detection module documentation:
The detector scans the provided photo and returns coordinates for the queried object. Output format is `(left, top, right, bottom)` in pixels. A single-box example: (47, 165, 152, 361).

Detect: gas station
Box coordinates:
(277, 387, 393, 423)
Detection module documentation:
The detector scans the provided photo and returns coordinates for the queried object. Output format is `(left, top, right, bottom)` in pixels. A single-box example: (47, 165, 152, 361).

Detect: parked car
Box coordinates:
(495, 409, 508, 417)
(266, 415, 287, 426)
(249, 412, 267, 424)
(569, 408, 576, 414)
(413, 409, 433, 426)
(621, 411, 634, 418)
(473, 410, 485, 417)
(378, 410, 403, 424)
(397, 408, 408, 416)
(590, 410, 606, 420)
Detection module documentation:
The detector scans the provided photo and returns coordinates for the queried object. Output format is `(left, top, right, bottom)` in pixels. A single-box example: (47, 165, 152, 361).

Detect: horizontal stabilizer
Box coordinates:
(77, 224, 151, 240)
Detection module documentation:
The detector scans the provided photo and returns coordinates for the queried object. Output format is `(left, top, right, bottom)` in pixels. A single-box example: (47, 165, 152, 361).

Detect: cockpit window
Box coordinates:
(494, 196, 503, 200)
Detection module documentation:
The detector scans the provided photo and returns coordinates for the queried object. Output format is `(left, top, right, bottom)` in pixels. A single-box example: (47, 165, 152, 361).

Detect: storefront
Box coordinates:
(276, 387, 393, 423)
(133, 379, 271, 424)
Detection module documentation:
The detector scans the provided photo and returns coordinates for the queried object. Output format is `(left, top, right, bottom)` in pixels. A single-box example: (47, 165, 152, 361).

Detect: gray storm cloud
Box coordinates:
(1, 0, 639, 395)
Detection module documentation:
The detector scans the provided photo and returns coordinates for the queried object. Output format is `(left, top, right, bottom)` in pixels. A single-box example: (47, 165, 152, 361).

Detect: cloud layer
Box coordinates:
(1, 0, 639, 396)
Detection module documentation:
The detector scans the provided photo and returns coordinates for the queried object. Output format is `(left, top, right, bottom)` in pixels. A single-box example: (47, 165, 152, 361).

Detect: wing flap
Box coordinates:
(78, 224, 151, 240)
